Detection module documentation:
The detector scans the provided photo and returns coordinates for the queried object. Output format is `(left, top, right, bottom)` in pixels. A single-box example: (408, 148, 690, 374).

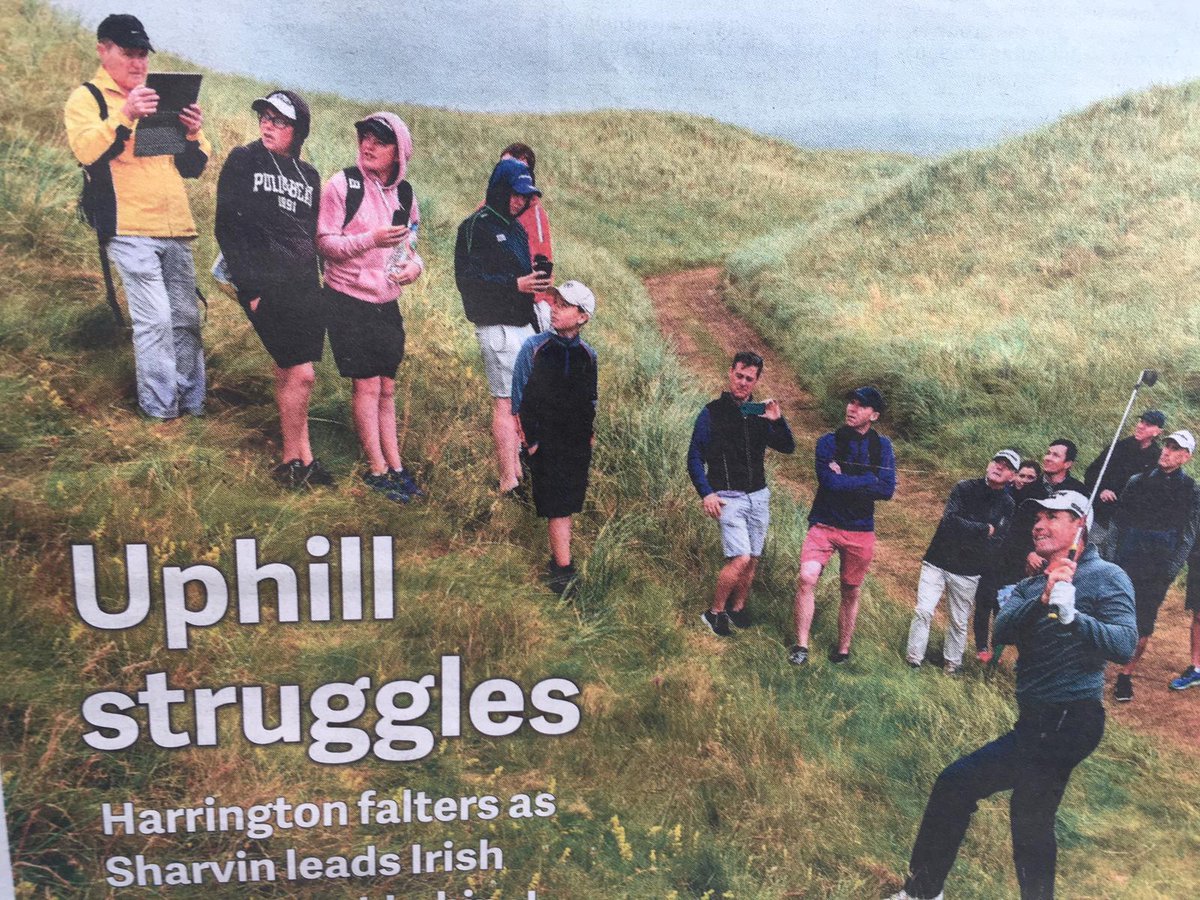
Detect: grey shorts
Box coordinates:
(475, 323, 535, 398)
(718, 488, 770, 558)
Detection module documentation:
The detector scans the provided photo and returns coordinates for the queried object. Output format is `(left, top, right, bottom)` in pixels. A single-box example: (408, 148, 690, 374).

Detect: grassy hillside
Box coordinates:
(2, 1, 1198, 898)
(728, 81, 1200, 472)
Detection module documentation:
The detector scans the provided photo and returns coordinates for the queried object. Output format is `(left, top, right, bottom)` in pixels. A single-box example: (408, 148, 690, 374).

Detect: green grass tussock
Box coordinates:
(2, 0, 1199, 897)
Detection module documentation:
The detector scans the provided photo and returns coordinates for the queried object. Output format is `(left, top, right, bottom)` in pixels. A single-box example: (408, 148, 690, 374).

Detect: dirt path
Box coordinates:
(647, 267, 1198, 750)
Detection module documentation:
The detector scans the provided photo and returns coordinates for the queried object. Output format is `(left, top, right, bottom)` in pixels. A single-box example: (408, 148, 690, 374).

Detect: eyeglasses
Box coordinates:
(259, 111, 294, 129)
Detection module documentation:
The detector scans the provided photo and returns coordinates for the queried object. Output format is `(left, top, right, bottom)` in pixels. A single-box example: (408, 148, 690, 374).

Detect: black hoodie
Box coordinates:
(215, 90, 321, 306)
(454, 159, 537, 327)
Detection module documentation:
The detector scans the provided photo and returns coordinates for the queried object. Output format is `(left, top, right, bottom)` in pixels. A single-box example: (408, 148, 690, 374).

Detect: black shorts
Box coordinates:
(325, 288, 405, 379)
(529, 443, 592, 519)
(1128, 571, 1172, 638)
(246, 283, 325, 369)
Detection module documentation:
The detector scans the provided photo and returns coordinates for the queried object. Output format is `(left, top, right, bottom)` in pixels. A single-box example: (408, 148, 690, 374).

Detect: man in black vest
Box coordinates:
(1111, 429, 1200, 702)
(687, 352, 795, 636)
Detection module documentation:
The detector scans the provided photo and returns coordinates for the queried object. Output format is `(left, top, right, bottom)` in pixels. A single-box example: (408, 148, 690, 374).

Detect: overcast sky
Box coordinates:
(53, 0, 1200, 155)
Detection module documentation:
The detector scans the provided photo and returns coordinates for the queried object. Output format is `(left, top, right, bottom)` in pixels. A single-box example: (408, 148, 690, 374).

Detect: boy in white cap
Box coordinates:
(1111, 428, 1200, 701)
(510, 282, 599, 595)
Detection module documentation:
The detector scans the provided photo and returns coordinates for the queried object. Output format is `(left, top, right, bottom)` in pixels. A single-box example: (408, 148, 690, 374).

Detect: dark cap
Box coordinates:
(847, 385, 885, 413)
(354, 116, 397, 145)
(1139, 409, 1166, 428)
(97, 13, 153, 51)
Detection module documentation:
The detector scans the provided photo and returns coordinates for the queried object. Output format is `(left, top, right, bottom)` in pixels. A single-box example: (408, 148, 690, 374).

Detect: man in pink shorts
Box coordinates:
(790, 386, 896, 665)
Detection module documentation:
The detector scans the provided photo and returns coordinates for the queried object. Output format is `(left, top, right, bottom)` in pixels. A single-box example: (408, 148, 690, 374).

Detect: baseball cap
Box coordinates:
(506, 166, 541, 197)
(252, 92, 297, 122)
(1140, 409, 1166, 428)
(97, 13, 153, 51)
(1165, 429, 1196, 453)
(1027, 490, 1094, 529)
(552, 281, 596, 317)
(847, 385, 885, 413)
(993, 449, 1021, 471)
(354, 115, 397, 145)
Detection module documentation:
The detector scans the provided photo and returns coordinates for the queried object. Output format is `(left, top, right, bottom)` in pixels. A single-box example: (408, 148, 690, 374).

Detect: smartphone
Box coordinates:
(533, 255, 553, 277)
(740, 402, 767, 416)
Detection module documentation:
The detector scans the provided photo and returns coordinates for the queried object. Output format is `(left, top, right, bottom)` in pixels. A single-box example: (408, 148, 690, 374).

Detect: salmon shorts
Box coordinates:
(799, 523, 876, 587)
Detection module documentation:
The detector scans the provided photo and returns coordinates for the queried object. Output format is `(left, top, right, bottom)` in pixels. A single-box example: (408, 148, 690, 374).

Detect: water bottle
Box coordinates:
(385, 208, 411, 279)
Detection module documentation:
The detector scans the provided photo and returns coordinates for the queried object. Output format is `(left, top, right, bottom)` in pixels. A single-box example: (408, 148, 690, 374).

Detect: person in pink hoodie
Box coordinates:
(317, 112, 425, 502)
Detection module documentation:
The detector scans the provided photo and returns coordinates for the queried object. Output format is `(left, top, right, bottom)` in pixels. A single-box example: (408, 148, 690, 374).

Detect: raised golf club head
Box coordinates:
(1139, 369, 1159, 387)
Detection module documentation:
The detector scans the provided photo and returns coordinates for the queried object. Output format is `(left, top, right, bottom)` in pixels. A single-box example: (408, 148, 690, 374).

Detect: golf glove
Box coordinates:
(1048, 582, 1076, 625)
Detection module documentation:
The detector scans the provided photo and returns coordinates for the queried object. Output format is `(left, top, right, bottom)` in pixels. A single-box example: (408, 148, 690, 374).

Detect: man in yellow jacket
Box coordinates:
(64, 13, 211, 421)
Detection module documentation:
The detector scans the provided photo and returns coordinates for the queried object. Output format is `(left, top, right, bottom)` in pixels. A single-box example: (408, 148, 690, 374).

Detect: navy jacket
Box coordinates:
(511, 331, 597, 451)
(923, 478, 1014, 577)
(687, 393, 795, 497)
(808, 428, 896, 531)
(454, 165, 538, 328)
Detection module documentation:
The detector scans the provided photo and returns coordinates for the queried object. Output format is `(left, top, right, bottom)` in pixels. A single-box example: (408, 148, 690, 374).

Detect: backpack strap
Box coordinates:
(341, 166, 414, 228)
(78, 82, 127, 327)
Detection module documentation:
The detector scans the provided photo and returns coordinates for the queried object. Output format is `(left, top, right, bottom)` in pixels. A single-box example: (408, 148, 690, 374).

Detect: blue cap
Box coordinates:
(847, 385, 885, 413)
(495, 157, 542, 197)
(1140, 409, 1166, 428)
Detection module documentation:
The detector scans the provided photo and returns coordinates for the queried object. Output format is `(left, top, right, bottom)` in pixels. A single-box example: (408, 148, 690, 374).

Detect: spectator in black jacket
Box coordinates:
(687, 352, 795, 636)
(905, 450, 1018, 673)
(455, 158, 552, 497)
(1083, 409, 1164, 559)
(1111, 429, 1200, 702)
(1041, 438, 1085, 494)
(215, 90, 332, 488)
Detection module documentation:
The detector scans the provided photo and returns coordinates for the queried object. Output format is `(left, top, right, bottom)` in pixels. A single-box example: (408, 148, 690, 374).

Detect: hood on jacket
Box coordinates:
(354, 111, 413, 187)
(485, 157, 541, 218)
(252, 89, 312, 156)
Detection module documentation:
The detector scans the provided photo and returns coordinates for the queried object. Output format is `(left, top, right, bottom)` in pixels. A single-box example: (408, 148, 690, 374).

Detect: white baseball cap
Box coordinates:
(553, 281, 596, 317)
(1026, 490, 1094, 529)
(1165, 429, 1196, 453)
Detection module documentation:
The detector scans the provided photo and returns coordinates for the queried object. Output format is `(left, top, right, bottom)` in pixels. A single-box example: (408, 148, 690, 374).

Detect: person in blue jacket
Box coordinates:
(790, 385, 895, 665)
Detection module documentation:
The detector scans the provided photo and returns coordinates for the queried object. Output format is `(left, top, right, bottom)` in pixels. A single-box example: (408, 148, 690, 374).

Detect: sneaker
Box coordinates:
(943, 662, 961, 676)
(726, 606, 752, 629)
(362, 471, 410, 503)
(828, 649, 851, 664)
(1169, 666, 1200, 691)
(387, 467, 425, 499)
(976, 649, 993, 665)
(303, 458, 336, 487)
(700, 609, 733, 637)
(906, 659, 921, 669)
(1114, 673, 1133, 702)
(788, 645, 809, 665)
(545, 560, 578, 597)
(885, 891, 943, 900)
(272, 459, 307, 488)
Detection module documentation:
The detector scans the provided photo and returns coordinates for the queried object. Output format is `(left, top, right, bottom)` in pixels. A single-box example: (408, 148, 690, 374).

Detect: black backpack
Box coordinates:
(341, 166, 413, 228)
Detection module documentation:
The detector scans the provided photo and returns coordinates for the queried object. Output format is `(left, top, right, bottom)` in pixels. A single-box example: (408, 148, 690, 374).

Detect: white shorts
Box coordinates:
(718, 488, 770, 558)
(475, 323, 535, 398)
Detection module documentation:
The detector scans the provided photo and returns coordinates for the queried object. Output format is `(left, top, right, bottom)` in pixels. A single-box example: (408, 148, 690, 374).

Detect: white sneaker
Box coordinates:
(885, 891, 944, 900)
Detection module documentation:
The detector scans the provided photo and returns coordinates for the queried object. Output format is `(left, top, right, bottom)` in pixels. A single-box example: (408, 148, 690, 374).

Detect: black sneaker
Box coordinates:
(303, 458, 336, 487)
(700, 610, 732, 636)
(363, 471, 410, 503)
(829, 649, 851, 664)
(272, 459, 306, 488)
(788, 645, 809, 665)
(544, 560, 578, 597)
(726, 606, 752, 629)
(1114, 673, 1133, 702)
(388, 467, 425, 499)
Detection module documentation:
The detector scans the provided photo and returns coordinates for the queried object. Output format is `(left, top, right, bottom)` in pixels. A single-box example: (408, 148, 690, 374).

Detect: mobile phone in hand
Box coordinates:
(740, 402, 767, 415)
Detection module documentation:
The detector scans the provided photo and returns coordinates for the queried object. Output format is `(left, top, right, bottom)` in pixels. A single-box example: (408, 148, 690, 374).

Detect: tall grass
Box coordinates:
(2, 1, 1199, 898)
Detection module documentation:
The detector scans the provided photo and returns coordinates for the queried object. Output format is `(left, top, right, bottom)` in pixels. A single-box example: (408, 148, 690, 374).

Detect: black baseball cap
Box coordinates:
(847, 385, 886, 413)
(97, 13, 154, 51)
(354, 116, 397, 145)
(1139, 409, 1166, 428)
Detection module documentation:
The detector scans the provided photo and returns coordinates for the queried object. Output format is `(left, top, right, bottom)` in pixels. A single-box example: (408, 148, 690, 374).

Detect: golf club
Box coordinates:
(1047, 368, 1159, 620)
